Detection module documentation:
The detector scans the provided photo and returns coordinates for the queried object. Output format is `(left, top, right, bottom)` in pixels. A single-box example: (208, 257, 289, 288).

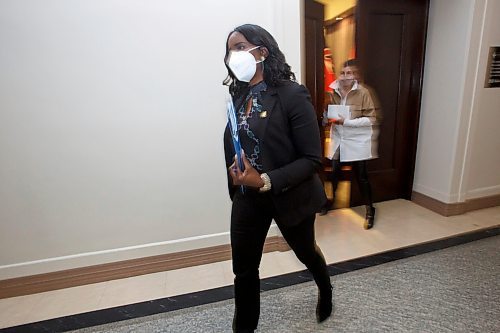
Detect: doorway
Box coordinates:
(304, 0, 430, 207)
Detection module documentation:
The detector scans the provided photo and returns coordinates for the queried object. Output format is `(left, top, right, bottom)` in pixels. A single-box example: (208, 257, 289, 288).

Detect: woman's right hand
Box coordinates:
(228, 151, 265, 189)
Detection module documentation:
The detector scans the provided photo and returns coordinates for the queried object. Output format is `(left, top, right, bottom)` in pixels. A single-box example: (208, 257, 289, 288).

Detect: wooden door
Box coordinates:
(304, 0, 324, 119)
(351, 0, 430, 205)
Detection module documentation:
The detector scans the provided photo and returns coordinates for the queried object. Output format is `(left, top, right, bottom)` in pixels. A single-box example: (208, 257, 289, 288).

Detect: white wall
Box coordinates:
(464, 0, 500, 200)
(414, 0, 500, 203)
(0, 0, 302, 279)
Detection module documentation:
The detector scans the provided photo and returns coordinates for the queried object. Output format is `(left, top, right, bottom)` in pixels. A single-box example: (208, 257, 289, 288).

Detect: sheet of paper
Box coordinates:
(327, 105, 350, 120)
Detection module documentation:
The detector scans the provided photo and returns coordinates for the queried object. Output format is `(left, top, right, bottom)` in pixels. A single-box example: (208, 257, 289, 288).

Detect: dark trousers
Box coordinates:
(230, 191, 331, 332)
(330, 159, 373, 208)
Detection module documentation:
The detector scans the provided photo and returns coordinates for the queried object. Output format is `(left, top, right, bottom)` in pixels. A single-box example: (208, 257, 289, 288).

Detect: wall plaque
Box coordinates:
(485, 46, 500, 88)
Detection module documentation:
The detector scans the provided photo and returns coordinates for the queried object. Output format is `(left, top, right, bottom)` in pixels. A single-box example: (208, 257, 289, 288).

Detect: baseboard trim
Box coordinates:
(411, 191, 500, 216)
(411, 192, 465, 216)
(466, 194, 500, 212)
(0, 235, 290, 299)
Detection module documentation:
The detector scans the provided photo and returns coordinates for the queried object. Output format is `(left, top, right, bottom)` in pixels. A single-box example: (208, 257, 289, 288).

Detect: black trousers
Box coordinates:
(230, 190, 331, 332)
(330, 159, 373, 208)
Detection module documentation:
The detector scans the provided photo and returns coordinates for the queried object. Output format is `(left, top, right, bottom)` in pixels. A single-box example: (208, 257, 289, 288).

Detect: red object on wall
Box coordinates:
(324, 48, 336, 92)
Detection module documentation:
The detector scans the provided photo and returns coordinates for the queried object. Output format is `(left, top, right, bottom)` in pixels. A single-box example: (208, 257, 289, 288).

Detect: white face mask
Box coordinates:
(339, 67, 356, 86)
(227, 46, 265, 82)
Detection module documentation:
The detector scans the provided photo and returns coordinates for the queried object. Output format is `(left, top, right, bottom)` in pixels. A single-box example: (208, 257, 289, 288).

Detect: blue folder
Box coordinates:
(227, 98, 245, 193)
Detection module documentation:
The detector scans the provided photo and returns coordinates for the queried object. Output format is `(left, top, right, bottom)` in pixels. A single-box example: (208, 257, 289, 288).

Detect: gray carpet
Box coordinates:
(71, 236, 500, 333)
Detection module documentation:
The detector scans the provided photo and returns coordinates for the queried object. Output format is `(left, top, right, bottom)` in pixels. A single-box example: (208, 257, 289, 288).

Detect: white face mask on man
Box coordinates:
(227, 46, 265, 82)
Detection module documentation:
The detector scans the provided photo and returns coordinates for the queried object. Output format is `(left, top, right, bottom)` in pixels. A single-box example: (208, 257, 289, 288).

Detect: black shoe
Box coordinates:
(316, 286, 333, 323)
(319, 200, 333, 216)
(364, 206, 376, 229)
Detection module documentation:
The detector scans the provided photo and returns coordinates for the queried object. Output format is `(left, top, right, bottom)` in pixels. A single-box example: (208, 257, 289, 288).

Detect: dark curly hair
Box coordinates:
(223, 24, 296, 98)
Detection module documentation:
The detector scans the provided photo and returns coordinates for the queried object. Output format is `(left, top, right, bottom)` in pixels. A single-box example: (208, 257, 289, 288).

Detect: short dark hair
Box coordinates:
(223, 24, 296, 98)
(343, 59, 358, 68)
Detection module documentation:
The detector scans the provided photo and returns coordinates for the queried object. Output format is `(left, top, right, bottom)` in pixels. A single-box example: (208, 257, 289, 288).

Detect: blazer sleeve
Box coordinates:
(267, 84, 323, 194)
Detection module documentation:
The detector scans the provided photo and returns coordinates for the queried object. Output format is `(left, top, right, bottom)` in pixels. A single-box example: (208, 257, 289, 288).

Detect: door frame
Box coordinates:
(304, 0, 430, 205)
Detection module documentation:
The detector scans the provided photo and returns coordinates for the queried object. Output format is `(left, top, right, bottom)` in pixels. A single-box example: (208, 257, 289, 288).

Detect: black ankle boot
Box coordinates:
(364, 206, 375, 229)
(316, 286, 333, 323)
(319, 200, 332, 216)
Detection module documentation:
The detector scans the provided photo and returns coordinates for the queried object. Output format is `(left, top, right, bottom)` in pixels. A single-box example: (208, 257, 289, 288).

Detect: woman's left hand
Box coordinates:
(229, 151, 265, 188)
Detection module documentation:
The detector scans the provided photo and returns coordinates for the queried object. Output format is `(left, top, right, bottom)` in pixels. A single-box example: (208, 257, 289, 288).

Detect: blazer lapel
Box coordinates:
(251, 87, 278, 141)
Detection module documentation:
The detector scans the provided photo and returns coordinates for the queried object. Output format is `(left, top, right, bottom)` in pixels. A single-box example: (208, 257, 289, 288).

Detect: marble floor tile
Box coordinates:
(164, 261, 229, 296)
(97, 271, 167, 309)
(17, 282, 107, 326)
(0, 293, 44, 329)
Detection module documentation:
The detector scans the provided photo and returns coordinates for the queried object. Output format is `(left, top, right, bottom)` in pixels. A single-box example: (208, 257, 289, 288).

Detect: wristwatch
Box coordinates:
(259, 173, 272, 193)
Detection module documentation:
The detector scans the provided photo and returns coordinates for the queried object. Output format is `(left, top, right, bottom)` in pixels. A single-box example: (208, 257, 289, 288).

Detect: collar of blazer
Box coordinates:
(250, 86, 278, 143)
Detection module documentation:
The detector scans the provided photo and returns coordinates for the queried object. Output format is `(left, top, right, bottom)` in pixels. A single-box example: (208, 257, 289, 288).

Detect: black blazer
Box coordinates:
(224, 81, 327, 227)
